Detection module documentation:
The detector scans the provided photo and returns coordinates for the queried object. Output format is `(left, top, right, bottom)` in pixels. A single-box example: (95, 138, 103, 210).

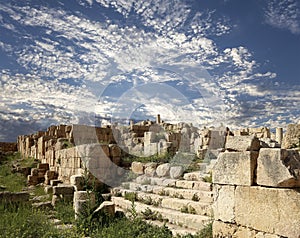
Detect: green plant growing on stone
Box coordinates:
(141, 207, 158, 220)
(128, 200, 138, 220)
(192, 193, 200, 202)
(124, 192, 137, 202)
(62, 141, 74, 149)
(181, 205, 196, 214)
(203, 172, 212, 183)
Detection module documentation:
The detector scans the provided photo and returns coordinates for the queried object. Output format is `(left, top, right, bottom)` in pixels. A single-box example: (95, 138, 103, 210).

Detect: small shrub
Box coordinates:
(181, 205, 196, 214)
(203, 172, 212, 183)
(192, 194, 199, 202)
(194, 222, 213, 238)
(141, 207, 158, 220)
(124, 192, 137, 202)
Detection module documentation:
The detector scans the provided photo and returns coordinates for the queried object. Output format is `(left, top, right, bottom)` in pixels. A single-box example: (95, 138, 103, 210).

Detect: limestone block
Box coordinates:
(131, 161, 144, 175)
(144, 162, 157, 177)
(53, 185, 74, 195)
(235, 186, 300, 238)
(144, 142, 158, 156)
(213, 221, 281, 238)
(93, 201, 115, 217)
(257, 148, 300, 187)
(32, 201, 53, 210)
(136, 175, 151, 185)
(74, 191, 95, 203)
(213, 151, 258, 186)
(45, 170, 58, 180)
(193, 181, 212, 191)
(162, 178, 177, 187)
(28, 175, 39, 185)
(176, 180, 194, 189)
(50, 179, 63, 187)
(170, 166, 184, 179)
(70, 175, 85, 191)
(183, 172, 202, 181)
(31, 168, 39, 176)
(225, 136, 260, 151)
(212, 185, 235, 223)
(156, 163, 171, 177)
(282, 123, 300, 149)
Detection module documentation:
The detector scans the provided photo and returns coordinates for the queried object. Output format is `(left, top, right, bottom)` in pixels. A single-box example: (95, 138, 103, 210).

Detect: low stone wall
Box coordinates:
(212, 136, 300, 238)
(0, 142, 17, 152)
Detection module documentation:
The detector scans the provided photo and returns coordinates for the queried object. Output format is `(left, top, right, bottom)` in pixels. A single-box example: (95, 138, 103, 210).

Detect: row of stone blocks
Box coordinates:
(212, 135, 300, 238)
(111, 170, 214, 235)
(27, 163, 60, 186)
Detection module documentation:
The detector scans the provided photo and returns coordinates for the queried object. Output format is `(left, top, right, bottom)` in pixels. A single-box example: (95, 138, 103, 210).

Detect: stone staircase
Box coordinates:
(111, 171, 213, 236)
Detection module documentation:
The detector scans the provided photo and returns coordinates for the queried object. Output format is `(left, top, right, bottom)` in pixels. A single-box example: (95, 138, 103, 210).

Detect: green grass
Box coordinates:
(0, 203, 60, 238)
(122, 152, 173, 164)
(54, 201, 75, 224)
(0, 165, 27, 192)
(0, 153, 39, 192)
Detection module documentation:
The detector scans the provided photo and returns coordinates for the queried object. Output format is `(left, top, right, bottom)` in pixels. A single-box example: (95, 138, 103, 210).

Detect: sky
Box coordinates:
(0, 0, 299, 142)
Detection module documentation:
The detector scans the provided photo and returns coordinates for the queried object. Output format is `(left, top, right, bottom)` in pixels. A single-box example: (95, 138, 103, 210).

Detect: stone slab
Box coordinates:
(225, 136, 260, 151)
(213, 151, 258, 186)
(235, 186, 300, 238)
(257, 148, 300, 187)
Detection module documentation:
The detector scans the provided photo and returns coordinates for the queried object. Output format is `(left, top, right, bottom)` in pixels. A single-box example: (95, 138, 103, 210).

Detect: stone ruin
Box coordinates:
(1, 115, 300, 237)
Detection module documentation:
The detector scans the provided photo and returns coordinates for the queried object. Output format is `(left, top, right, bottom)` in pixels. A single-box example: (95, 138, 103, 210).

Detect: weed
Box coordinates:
(124, 192, 137, 202)
(181, 205, 196, 214)
(141, 207, 158, 220)
(54, 200, 75, 224)
(203, 172, 212, 183)
(192, 193, 200, 202)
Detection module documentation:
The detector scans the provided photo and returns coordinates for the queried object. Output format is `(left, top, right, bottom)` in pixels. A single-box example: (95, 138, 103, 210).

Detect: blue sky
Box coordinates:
(0, 0, 299, 141)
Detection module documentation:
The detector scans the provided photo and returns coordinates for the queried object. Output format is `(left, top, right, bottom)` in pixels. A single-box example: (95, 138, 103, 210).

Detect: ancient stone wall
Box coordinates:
(212, 136, 300, 238)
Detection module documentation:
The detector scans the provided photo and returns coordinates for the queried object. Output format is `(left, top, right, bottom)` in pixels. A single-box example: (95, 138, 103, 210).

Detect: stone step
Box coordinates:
(146, 220, 198, 236)
(112, 196, 211, 231)
(114, 183, 214, 203)
(115, 204, 198, 236)
(135, 191, 212, 216)
(134, 175, 212, 191)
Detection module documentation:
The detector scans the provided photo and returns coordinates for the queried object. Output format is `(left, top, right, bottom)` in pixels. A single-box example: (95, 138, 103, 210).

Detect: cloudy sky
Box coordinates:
(0, 0, 299, 141)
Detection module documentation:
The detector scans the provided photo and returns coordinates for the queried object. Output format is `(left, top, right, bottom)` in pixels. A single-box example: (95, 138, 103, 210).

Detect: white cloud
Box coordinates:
(265, 0, 300, 34)
(0, 1, 293, 141)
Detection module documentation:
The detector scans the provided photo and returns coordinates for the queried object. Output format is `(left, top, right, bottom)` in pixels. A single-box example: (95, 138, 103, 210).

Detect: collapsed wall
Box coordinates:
(212, 135, 300, 238)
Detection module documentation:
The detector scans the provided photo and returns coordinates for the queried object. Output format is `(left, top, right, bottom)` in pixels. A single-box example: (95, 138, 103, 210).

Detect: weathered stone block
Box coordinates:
(170, 166, 184, 179)
(213, 151, 258, 186)
(212, 185, 235, 223)
(225, 136, 260, 151)
(257, 148, 300, 187)
(282, 123, 300, 149)
(70, 175, 85, 191)
(131, 161, 144, 175)
(235, 186, 300, 238)
(73, 191, 95, 203)
(144, 162, 157, 177)
(53, 185, 74, 195)
(156, 163, 171, 177)
(93, 201, 115, 218)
